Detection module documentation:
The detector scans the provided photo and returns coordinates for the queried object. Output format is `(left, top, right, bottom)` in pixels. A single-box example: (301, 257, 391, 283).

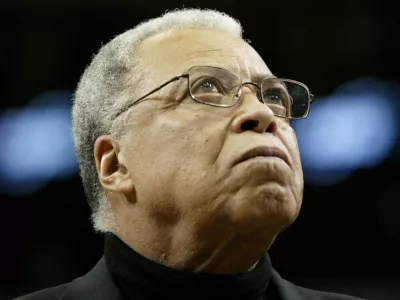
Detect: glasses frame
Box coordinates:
(115, 65, 315, 120)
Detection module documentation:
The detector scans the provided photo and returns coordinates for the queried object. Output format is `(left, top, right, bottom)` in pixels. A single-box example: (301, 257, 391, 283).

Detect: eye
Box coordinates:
(262, 87, 291, 117)
(262, 89, 284, 105)
(190, 76, 231, 105)
(195, 78, 223, 94)
(201, 81, 217, 93)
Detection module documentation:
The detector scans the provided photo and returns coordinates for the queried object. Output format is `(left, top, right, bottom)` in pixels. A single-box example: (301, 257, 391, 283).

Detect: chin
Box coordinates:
(228, 185, 300, 232)
(260, 184, 301, 222)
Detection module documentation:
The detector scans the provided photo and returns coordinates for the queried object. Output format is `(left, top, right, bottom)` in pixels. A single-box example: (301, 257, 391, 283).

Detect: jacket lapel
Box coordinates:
(59, 256, 123, 300)
(271, 268, 310, 300)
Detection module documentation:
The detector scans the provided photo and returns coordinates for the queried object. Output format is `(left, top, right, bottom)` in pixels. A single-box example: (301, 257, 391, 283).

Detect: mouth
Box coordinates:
(234, 146, 291, 167)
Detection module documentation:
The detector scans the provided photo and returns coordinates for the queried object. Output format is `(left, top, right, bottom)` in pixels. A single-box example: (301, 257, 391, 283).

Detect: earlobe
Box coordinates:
(94, 135, 135, 195)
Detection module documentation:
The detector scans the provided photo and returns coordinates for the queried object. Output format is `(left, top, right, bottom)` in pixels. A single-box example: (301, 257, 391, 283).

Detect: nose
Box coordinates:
(231, 89, 278, 135)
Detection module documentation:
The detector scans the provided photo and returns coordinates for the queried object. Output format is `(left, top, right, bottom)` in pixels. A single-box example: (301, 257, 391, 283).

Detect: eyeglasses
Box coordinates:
(115, 65, 315, 119)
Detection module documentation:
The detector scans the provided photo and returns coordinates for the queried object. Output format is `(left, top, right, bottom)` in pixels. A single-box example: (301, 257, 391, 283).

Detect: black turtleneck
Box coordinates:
(104, 233, 278, 300)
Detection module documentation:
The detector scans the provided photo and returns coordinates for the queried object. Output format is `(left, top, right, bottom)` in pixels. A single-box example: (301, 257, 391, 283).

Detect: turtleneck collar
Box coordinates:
(104, 233, 273, 300)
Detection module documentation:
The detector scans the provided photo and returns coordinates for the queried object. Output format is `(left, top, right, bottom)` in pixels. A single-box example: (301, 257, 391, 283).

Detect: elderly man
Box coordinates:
(16, 8, 365, 300)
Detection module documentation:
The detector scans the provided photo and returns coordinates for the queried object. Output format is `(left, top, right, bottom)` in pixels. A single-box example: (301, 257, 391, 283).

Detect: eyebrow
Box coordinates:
(250, 73, 278, 84)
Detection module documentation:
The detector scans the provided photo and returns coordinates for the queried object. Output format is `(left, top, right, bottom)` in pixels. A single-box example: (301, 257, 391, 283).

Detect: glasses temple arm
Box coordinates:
(114, 74, 187, 118)
(134, 75, 187, 103)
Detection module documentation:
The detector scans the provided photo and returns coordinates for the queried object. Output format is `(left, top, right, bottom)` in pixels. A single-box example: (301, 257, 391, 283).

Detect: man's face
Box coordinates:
(116, 28, 303, 243)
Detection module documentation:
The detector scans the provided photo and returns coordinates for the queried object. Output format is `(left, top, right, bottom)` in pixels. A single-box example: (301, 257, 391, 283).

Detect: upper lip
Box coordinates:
(234, 146, 291, 167)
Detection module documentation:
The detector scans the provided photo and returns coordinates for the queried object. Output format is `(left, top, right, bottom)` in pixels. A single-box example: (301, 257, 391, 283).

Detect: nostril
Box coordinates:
(266, 121, 277, 133)
(241, 120, 259, 131)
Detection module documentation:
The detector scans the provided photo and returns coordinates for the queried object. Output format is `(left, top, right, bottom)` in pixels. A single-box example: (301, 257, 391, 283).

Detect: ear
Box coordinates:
(94, 135, 135, 196)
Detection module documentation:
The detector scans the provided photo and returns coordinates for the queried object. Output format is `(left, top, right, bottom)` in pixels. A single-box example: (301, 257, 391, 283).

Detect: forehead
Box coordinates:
(137, 28, 272, 82)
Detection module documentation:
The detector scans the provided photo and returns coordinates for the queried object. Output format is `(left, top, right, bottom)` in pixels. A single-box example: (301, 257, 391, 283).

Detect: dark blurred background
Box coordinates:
(0, 1, 399, 299)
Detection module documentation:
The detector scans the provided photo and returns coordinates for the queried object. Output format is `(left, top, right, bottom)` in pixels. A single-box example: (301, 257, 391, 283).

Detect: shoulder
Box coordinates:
(271, 269, 365, 300)
(12, 284, 68, 300)
(12, 257, 121, 300)
(293, 283, 365, 300)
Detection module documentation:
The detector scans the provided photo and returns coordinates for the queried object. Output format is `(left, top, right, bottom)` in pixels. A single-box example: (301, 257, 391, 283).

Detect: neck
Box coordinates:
(116, 216, 278, 275)
(104, 233, 273, 300)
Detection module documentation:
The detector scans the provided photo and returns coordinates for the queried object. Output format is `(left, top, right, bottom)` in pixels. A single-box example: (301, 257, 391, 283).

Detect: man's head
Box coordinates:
(73, 9, 307, 273)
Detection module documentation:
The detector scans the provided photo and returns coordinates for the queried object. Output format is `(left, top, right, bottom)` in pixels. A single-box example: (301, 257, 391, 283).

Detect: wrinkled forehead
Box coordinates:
(137, 28, 273, 84)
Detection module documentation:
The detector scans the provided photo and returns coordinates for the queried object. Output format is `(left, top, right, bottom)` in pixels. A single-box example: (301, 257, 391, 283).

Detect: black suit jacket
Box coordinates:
(14, 257, 365, 300)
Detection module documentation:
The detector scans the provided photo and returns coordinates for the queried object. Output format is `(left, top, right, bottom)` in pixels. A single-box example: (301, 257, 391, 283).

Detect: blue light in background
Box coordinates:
(293, 78, 398, 186)
(0, 90, 78, 196)
(1, 80, 398, 194)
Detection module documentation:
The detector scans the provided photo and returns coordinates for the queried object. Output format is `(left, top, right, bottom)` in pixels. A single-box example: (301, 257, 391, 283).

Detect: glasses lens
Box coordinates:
(261, 79, 310, 119)
(189, 66, 241, 106)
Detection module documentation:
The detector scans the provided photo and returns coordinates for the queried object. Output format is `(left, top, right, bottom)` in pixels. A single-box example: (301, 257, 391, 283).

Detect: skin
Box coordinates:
(94, 28, 304, 275)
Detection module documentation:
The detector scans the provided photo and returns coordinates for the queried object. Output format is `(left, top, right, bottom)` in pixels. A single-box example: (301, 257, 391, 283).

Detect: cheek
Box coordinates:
(280, 126, 301, 163)
(158, 109, 227, 160)
(132, 110, 225, 175)
(279, 126, 303, 187)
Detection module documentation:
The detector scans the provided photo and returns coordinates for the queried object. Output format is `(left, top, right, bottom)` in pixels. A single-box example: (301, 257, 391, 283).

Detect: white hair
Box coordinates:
(72, 8, 243, 233)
